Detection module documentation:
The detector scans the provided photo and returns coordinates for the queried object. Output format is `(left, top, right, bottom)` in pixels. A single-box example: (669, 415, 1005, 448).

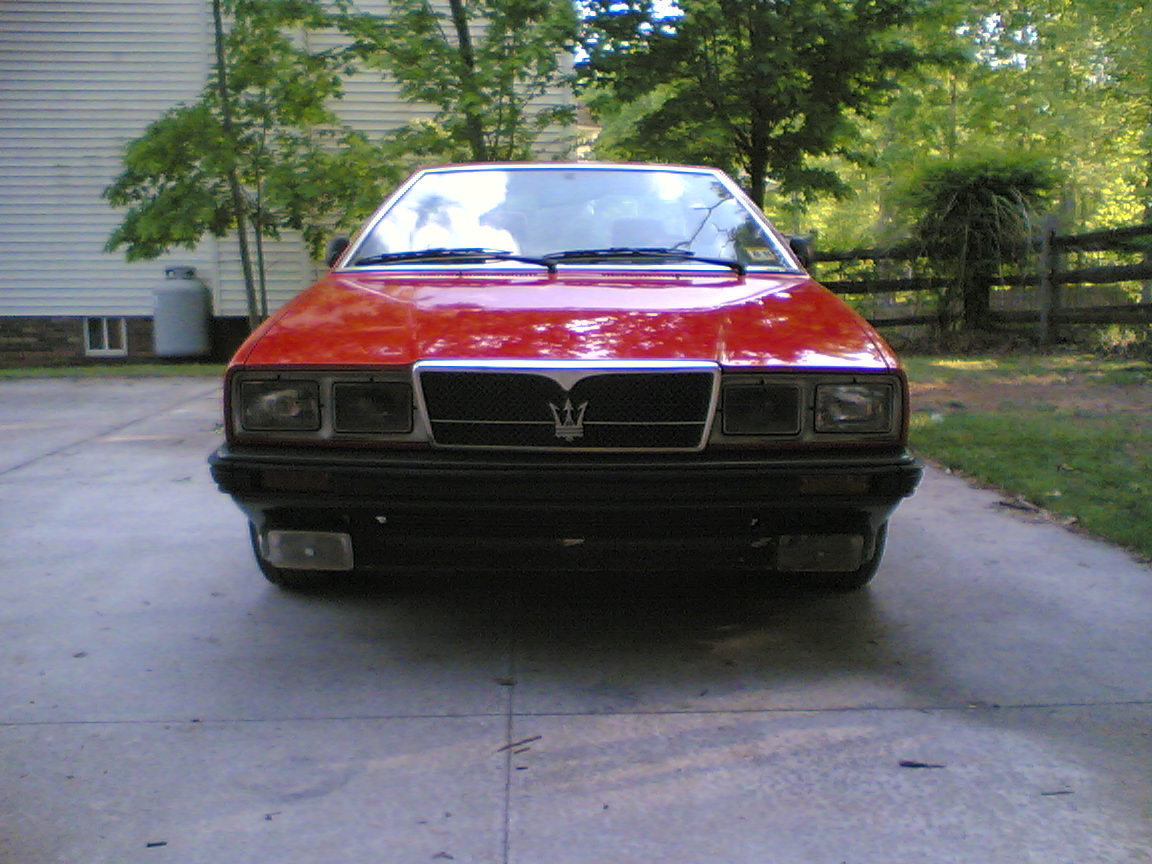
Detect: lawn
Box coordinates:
(903, 354, 1152, 559)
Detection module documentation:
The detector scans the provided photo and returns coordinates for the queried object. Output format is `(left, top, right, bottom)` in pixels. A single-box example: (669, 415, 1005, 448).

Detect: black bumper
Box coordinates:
(209, 445, 922, 570)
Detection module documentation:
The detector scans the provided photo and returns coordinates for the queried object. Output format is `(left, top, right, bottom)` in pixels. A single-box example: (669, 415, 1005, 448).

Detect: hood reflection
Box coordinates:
(242, 271, 892, 370)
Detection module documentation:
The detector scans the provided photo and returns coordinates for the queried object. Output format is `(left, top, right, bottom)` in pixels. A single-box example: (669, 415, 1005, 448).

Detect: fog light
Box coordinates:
(259, 530, 354, 571)
(722, 383, 800, 434)
(334, 382, 413, 433)
(777, 534, 864, 572)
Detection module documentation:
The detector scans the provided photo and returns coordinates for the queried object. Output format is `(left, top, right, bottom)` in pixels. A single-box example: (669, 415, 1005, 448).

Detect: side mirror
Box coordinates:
(787, 236, 813, 269)
(325, 236, 350, 269)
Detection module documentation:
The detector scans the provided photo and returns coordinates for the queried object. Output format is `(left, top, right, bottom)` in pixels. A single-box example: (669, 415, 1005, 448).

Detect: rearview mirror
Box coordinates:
(326, 236, 350, 269)
(787, 236, 813, 269)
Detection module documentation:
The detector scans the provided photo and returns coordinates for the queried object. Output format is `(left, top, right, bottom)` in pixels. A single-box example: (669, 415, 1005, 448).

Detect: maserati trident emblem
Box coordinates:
(549, 397, 588, 441)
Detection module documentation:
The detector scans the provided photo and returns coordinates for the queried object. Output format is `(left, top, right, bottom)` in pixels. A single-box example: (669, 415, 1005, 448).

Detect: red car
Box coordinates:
(210, 163, 921, 591)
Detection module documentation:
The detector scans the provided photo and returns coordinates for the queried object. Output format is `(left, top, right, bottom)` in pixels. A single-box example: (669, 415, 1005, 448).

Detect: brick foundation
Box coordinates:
(0, 317, 250, 367)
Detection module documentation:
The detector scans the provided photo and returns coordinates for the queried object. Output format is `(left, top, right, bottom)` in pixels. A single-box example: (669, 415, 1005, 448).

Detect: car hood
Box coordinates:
(233, 269, 896, 370)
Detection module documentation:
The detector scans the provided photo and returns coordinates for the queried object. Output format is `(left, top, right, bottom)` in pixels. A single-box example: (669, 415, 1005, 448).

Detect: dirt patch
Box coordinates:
(909, 377, 1152, 425)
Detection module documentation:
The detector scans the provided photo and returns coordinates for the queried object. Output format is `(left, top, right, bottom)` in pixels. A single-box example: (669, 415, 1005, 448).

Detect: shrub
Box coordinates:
(898, 153, 1058, 330)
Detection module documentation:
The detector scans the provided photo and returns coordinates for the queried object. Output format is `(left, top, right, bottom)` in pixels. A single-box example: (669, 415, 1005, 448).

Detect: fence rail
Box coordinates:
(815, 222, 1152, 337)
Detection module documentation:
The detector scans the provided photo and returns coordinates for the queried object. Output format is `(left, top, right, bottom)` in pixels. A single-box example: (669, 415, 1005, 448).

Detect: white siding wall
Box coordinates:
(0, 0, 574, 320)
(213, 233, 323, 318)
(0, 0, 220, 316)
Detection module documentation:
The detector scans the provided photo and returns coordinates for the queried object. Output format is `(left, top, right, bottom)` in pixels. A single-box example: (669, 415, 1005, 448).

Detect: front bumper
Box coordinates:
(209, 445, 922, 571)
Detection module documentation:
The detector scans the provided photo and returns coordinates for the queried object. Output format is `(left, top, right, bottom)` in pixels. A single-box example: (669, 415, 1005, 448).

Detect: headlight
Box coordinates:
(238, 380, 320, 431)
(722, 383, 800, 434)
(333, 382, 412, 433)
(815, 383, 894, 433)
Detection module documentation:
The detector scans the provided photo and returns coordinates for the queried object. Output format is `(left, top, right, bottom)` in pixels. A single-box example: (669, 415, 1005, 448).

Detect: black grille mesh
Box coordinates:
(419, 369, 715, 449)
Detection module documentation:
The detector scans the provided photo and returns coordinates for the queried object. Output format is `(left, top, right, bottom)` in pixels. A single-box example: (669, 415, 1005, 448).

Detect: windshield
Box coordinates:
(350, 167, 794, 271)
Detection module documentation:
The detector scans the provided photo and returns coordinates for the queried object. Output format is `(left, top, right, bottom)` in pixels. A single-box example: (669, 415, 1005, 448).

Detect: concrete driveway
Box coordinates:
(1, 377, 1149, 864)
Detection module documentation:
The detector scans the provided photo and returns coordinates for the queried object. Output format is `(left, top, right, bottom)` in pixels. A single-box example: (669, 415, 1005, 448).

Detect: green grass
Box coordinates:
(904, 353, 1152, 559)
(0, 363, 225, 379)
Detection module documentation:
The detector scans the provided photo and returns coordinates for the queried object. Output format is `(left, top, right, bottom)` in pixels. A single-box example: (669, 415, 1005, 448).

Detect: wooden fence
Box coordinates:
(814, 222, 1152, 340)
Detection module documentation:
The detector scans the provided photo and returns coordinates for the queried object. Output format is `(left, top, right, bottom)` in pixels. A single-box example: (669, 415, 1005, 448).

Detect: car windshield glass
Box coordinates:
(351, 167, 793, 271)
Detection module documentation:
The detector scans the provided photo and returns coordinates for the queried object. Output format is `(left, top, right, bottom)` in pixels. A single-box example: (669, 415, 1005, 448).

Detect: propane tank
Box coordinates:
(153, 266, 211, 358)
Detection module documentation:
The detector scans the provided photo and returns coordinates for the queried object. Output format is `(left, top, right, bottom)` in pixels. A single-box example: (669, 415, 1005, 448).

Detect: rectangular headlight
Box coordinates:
(723, 383, 800, 434)
(815, 383, 894, 433)
(238, 380, 320, 431)
(333, 382, 413, 433)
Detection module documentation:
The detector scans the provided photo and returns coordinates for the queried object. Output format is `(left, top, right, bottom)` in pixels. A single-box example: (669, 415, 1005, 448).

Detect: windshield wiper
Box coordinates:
(542, 247, 745, 276)
(353, 247, 556, 273)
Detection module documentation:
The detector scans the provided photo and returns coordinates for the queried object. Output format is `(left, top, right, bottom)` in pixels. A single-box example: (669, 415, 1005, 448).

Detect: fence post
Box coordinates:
(1037, 215, 1059, 345)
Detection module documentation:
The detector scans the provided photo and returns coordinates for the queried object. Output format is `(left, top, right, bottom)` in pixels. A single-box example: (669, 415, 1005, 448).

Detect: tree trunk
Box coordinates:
(962, 264, 994, 331)
(212, 0, 262, 330)
(253, 216, 269, 320)
(746, 121, 769, 209)
(446, 0, 489, 161)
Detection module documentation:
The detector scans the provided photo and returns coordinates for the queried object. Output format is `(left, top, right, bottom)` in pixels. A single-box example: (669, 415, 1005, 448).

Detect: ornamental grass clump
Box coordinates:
(900, 154, 1057, 331)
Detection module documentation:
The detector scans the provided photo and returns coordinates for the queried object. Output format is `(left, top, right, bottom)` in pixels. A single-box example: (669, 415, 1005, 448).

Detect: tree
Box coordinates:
(806, 0, 1151, 248)
(939, 0, 1148, 226)
(339, 0, 579, 163)
(579, 0, 932, 207)
(104, 0, 389, 328)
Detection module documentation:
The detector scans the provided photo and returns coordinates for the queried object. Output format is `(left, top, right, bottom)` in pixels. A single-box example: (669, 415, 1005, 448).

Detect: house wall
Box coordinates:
(0, 0, 216, 317)
(0, 0, 576, 365)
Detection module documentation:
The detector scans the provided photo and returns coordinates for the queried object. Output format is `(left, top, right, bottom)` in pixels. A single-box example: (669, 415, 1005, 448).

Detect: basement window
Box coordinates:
(84, 317, 128, 357)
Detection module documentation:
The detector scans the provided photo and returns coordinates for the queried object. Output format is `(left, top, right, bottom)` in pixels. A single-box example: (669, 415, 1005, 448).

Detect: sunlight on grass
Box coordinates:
(928, 358, 1000, 370)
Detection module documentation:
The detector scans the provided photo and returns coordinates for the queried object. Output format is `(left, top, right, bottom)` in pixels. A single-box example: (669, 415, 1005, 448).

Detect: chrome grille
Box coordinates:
(415, 362, 719, 451)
